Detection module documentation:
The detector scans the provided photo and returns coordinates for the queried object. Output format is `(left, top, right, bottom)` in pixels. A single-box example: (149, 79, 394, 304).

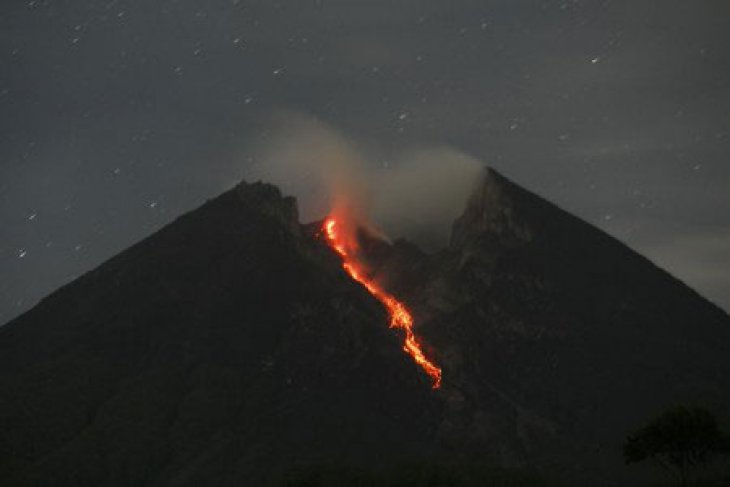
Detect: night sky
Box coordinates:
(1, 0, 729, 323)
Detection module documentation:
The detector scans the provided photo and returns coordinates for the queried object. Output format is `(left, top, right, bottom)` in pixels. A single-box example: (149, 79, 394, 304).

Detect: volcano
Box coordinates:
(1, 168, 729, 486)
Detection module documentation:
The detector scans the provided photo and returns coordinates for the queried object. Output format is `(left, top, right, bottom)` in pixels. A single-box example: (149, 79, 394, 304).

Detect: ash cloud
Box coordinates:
(245, 112, 484, 250)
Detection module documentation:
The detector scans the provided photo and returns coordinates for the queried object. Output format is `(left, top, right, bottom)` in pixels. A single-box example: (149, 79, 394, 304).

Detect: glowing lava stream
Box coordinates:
(323, 217, 442, 389)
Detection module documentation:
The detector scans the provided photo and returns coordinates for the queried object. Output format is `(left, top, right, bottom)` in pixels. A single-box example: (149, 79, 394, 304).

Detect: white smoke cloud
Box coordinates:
(244, 111, 484, 250)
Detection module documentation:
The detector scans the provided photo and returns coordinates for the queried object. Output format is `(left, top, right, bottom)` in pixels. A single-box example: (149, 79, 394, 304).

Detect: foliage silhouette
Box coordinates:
(624, 406, 729, 486)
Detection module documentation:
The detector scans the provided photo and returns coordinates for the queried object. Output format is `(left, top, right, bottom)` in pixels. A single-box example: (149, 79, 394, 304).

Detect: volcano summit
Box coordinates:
(1, 168, 728, 486)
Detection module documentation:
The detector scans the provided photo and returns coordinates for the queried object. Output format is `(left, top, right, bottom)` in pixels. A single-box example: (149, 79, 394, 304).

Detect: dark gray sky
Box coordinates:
(1, 0, 729, 323)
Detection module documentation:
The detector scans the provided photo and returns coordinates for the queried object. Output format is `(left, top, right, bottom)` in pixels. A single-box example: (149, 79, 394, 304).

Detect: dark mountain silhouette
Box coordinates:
(1, 168, 728, 486)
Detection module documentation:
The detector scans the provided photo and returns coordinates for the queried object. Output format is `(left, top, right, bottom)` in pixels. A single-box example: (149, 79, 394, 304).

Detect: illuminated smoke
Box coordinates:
(245, 111, 484, 250)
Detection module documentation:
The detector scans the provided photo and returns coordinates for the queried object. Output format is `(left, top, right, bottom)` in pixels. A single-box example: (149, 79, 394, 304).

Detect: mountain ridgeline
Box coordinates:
(1, 168, 728, 486)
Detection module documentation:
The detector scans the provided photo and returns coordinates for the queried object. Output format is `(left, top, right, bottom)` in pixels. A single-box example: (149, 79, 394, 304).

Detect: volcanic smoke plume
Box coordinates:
(245, 112, 484, 250)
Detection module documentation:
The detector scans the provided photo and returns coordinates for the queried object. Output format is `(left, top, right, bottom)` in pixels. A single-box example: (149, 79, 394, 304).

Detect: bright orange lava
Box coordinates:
(323, 217, 442, 389)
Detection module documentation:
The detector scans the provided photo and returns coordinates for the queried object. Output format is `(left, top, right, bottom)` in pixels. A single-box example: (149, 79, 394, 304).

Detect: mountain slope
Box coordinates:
(0, 183, 441, 485)
(366, 167, 730, 483)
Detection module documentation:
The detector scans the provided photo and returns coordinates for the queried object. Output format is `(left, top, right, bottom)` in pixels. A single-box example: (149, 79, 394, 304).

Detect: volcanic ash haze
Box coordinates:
(245, 113, 484, 250)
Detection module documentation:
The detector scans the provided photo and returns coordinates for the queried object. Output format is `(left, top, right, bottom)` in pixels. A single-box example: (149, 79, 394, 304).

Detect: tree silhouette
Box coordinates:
(623, 406, 729, 486)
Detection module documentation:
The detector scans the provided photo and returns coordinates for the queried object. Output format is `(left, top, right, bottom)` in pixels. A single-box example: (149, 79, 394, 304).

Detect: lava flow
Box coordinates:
(323, 217, 442, 389)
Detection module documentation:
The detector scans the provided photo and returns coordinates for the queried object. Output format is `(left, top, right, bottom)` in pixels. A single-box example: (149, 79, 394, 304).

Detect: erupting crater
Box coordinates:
(323, 217, 442, 389)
